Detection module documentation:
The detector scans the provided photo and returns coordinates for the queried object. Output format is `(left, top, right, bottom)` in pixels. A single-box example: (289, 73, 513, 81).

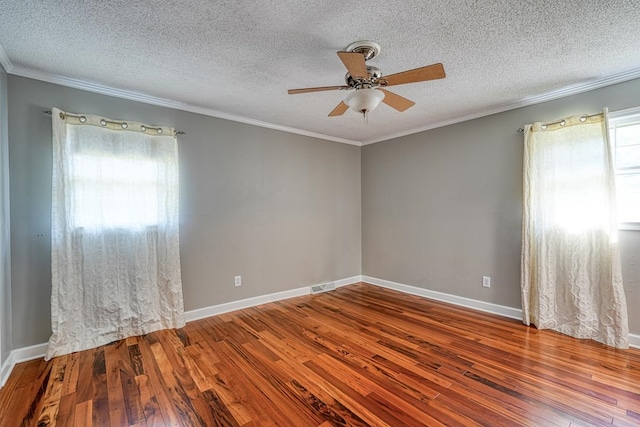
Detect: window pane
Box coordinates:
(615, 144, 640, 169)
(72, 153, 162, 229)
(615, 123, 640, 147)
(617, 173, 640, 223)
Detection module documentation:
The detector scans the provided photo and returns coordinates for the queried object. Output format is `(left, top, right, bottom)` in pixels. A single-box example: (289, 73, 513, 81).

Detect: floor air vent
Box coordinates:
(311, 282, 336, 294)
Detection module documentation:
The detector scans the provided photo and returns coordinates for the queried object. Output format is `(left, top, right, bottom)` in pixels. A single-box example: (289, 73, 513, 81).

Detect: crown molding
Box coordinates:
(361, 67, 640, 145)
(0, 44, 13, 73)
(7, 64, 362, 146)
(4, 40, 640, 147)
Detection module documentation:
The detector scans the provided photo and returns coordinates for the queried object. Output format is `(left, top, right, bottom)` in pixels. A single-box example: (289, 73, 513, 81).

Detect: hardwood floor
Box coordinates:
(1, 283, 640, 426)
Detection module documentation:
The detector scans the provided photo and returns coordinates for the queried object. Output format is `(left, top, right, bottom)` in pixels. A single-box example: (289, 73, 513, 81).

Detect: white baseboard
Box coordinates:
(0, 353, 14, 388)
(362, 275, 523, 320)
(0, 342, 49, 387)
(362, 275, 640, 350)
(333, 276, 362, 288)
(629, 333, 640, 349)
(184, 286, 309, 323)
(0, 275, 363, 387)
(2, 274, 638, 388)
(184, 275, 361, 322)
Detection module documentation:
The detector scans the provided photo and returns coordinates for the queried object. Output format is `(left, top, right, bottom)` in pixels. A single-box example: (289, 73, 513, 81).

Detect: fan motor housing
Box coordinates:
(345, 66, 382, 88)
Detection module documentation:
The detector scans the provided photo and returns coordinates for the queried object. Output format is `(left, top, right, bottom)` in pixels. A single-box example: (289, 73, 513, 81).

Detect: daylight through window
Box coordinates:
(71, 153, 163, 229)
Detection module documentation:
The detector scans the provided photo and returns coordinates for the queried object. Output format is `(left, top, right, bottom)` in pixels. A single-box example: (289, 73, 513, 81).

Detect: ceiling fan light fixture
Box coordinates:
(287, 41, 444, 120)
(345, 88, 385, 120)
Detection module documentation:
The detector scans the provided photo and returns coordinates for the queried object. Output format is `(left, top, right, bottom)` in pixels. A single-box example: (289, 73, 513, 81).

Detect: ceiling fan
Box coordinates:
(288, 41, 445, 121)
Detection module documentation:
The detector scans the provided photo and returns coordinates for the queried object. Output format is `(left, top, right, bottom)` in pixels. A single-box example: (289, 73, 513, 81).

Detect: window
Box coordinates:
(63, 123, 178, 232)
(609, 107, 640, 230)
(71, 153, 165, 229)
(545, 131, 612, 234)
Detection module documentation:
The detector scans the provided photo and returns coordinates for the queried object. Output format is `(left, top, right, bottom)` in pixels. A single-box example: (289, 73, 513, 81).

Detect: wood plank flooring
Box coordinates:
(1, 282, 640, 426)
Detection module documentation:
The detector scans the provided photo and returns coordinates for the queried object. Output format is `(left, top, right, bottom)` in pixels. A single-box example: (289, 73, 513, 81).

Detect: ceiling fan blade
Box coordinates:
(288, 85, 349, 94)
(328, 101, 349, 117)
(337, 51, 368, 79)
(382, 63, 445, 86)
(379, 89, 415, 112)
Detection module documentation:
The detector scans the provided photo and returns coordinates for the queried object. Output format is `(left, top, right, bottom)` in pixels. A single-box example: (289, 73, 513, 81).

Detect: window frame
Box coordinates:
(608, 106, 640, 231)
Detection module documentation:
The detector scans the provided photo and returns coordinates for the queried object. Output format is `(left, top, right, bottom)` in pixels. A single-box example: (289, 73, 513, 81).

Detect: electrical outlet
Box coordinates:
(234, 276, 242, 287)
(482, 276, 491, 288)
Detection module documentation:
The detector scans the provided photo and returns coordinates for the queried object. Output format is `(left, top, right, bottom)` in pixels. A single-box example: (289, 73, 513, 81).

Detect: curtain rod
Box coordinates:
(516, 112, 602, 133)
(43, 110, 185, 135)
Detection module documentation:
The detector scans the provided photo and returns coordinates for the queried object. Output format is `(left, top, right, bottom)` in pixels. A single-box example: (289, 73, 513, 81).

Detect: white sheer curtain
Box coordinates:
(521, 111, 629, 348)
(47, 108, 185, 360)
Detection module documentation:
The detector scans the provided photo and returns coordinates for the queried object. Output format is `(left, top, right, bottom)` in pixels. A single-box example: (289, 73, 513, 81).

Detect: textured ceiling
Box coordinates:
(1, 0, 640, 144)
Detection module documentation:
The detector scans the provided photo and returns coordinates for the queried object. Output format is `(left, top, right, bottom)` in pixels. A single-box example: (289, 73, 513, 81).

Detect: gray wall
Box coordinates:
(8, 76, 361, 349)
(0, 65, 11, 363)
(6, 72, 640, 351)
(362, 77, 640, 335)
